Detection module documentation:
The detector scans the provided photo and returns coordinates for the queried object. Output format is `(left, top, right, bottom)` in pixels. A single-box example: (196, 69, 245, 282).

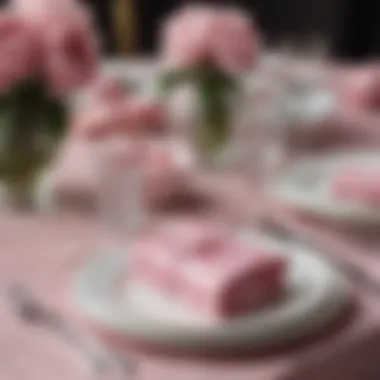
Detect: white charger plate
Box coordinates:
(270, 151, 380, 226)
(70, 233, 350, 351)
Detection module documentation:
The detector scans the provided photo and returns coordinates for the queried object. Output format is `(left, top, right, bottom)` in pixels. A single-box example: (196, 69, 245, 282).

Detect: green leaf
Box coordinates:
(192, 66, 237, 156)
(157, 70, 189, 96)
(41, 97, 68, 137)
(0, 94, 10, 114)
(195, 67, 237, 94)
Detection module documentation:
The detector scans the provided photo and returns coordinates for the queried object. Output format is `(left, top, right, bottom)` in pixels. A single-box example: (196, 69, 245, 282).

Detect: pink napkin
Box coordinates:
(39, 138, 194, 212)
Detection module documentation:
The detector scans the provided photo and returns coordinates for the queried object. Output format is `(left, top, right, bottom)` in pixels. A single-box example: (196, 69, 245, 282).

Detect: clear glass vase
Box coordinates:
(191, 119, 235, 172)
(0, 121, 58, 210)
(186, 93, 244, 175)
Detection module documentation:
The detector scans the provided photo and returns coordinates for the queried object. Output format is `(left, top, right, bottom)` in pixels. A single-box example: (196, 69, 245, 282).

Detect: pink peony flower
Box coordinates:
(12, 0, 86, 26)
(342, 66, 380, 112)
(0, 12, 40, 92)
(161, 5, 215, 70)
(13, 0, 100, 95)
(211, 9, 260, 75)
(161, 5, 260, 73)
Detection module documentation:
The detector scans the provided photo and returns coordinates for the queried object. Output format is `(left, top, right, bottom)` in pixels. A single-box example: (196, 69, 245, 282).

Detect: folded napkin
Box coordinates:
(36, 138, 194, 213)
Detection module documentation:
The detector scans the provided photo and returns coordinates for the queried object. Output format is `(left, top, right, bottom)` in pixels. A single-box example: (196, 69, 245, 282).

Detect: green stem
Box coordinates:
(195, 74, 231, 160)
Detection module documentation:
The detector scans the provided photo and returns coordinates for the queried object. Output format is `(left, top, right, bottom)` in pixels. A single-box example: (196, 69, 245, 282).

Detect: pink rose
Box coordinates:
(161, 5, 260, 73)
(43, 12, 99, 94)
(12, 0, 85, 25)
(342, 65, 380, 112)
(13, 0, 100, 95)
(0, 12, 40, 92)
(211, 9, 260, 74)
(161, 5, 215, 70)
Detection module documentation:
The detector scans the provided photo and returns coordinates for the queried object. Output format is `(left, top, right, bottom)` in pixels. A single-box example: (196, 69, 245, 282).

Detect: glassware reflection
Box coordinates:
(95, 138, 146, 248)
(239, 75, 287, 184)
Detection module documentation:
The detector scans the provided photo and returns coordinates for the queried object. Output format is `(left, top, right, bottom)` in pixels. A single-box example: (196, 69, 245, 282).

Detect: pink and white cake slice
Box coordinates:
(179, 239, 286, 319)
(130, 221, 287, 320)
(131, 237, 180, 295)
(331, 167, 380, 206)
(129, 220, 226, 295)
(153, 219, 226, 253)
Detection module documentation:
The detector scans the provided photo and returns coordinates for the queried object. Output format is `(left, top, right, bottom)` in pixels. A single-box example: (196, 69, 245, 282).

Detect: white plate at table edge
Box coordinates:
(270, 151, 380, 226)
(69, 232, 351, 351)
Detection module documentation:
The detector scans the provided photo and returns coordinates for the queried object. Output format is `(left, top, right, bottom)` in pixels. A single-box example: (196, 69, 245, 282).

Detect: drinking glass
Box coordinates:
(239, 80, 288, 183)
(94, 138, 146, 251)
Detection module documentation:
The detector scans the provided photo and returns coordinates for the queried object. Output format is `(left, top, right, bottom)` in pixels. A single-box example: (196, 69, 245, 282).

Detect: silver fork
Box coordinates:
(258, 219, 380, 292)
(6, 284, 136, 378)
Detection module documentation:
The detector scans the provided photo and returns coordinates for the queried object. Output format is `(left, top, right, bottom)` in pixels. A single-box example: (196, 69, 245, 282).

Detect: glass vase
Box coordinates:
(192, 118, 235, 172)
(187, 92, 244, 175)
(0, 119, 58, 210)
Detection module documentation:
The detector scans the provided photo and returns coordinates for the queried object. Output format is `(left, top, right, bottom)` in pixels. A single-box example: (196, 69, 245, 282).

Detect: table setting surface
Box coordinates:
(1, 58, 380, 380)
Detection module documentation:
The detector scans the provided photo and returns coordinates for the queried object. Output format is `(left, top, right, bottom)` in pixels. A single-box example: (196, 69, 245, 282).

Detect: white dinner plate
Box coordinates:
(270, 151, 380, 226)
(70, 232, 350, 352)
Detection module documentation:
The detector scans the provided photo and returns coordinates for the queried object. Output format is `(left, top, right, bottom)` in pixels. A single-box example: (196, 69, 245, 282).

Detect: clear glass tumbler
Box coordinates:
(94, 138, 146, 250)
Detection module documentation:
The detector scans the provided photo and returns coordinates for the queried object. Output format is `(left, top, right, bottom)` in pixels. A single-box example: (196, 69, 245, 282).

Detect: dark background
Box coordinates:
(85, 0, 379, 61)
(2, 0, 379, 60)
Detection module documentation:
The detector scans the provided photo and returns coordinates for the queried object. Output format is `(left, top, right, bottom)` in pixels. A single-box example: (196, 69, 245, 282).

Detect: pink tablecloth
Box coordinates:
(1, 212, 380, 380)
(2, 60, 380, 379)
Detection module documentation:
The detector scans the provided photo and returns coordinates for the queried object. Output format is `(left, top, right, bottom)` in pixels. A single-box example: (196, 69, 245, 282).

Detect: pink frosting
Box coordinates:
(161, 5, 260, 74)
(181, 242, 285, 318)
(153, 219, 226, 255)
(131, 222, 286, 319)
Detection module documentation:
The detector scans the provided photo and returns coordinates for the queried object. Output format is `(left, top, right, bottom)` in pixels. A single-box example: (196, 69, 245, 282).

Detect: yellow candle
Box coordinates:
(112, 0, 138, 54)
